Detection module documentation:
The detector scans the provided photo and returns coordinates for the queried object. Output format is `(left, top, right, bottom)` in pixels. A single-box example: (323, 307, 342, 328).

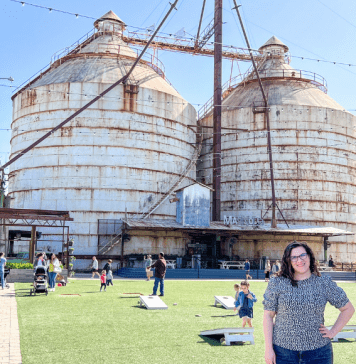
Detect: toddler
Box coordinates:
(100, 270, 106, 292)
(106, 270, 113, 286)
(234, 280, 257, 327)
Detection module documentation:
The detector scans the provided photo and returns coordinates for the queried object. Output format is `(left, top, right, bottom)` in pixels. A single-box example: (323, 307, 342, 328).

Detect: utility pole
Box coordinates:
(233, 1, 277, 227)
(212, 0, 222, 222)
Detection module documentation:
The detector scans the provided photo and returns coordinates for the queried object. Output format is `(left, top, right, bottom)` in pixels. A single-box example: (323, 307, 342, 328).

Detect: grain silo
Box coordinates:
(198, 36, 356, 262)
(8, 11, 197, 263)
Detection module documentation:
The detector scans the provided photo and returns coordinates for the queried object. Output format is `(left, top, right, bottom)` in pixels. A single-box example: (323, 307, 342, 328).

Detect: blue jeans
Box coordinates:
(0, 271, 4, 289)
(48, 272, 57, 289)
(274, 342, 333, 364)
(153, 277, 164, 295)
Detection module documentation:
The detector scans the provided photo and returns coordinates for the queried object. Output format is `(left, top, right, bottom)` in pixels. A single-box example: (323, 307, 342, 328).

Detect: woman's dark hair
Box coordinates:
(277, 241, 320, 287)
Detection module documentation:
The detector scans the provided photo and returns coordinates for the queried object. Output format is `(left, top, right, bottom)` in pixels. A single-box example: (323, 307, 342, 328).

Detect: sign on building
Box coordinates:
(223, 215, 265, 226)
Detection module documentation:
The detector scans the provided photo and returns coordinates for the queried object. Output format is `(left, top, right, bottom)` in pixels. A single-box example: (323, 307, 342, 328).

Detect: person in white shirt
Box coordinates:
(91, 256, 100, 278)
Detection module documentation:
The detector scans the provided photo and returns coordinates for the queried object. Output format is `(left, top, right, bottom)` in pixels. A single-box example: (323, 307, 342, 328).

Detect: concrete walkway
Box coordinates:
(0, 284, 22, 364)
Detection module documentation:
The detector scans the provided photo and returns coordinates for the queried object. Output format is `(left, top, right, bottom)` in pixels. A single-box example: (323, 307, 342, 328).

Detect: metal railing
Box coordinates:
(12, 28, 173, 95)
(341, 262, 355, 271)
(198, 67, 328, 121)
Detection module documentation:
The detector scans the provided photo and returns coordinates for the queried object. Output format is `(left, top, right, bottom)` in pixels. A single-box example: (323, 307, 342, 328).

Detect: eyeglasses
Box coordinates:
(290, 253, 308, 262)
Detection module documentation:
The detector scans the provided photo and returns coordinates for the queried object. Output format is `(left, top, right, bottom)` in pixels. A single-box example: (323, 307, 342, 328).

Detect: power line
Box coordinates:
(316, 0, 356, 31)
(9, 0, 356, 67)
(10, 0, 95, 19)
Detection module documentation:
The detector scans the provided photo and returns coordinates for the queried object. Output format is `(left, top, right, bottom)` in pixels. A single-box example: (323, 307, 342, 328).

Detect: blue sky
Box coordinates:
(1, 0, 356, 169)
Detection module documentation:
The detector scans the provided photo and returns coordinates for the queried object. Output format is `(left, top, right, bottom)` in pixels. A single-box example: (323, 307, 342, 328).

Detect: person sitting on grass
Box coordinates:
(100, 270, 106, 292)
(106, 270, 113, 286)
(234, 280, 257, 327)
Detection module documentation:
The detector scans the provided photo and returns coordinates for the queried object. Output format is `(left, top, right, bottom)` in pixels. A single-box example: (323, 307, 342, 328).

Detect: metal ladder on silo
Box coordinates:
(139, 129, 203, 219)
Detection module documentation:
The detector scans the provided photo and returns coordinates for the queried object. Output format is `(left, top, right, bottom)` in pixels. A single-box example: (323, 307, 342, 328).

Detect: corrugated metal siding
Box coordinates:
(8, 19, 197, 256)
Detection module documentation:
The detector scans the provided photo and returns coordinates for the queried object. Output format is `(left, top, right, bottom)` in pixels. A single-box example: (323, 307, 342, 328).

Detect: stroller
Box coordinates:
(30, 266, 48, 296)
(1, 268, 11, 289)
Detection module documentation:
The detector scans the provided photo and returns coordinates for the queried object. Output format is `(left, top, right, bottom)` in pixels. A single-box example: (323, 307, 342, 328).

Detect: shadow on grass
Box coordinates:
(132, 305, 146, 309)
(333, 339, 356, 344)
(197, 334, 222, 346)
(211, 314, 237, 318)
(210, 305, 230, 309)
(15, 288, 33, 297)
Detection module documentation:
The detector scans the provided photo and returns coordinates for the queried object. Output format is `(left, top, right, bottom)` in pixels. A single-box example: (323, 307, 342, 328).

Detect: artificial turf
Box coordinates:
(15, 279, 356, 364)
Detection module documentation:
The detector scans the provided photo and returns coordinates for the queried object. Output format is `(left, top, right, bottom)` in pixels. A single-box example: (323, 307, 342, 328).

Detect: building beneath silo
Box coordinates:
(8, 11, 197, 267)
(198, 36, 356, 263)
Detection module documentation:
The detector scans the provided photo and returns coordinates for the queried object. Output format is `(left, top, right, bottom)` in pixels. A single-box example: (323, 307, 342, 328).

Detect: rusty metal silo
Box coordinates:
(8, 11, 197, 257)
(198, 36, 356, 262)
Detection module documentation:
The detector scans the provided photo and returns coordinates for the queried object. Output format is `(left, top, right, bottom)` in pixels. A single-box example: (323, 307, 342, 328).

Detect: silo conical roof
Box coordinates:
(20, 11, 181, 97)
(259, 36, 289, 52)
(221, 37, 345, 110)
(94, 10, 125, 27)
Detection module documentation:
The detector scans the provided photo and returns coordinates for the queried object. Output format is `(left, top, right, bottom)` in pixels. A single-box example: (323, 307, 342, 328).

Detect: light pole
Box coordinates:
(0, 77, 14, 82)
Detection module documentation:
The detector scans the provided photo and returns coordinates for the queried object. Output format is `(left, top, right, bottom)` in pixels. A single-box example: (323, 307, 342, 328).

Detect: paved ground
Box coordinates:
(0, 284, 22, 364)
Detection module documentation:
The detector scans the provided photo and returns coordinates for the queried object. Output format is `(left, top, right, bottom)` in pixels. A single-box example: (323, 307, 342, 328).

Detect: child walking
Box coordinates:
(233, 283, 240, 308)
(106, 270, 113, 286)
(100, 270, 106, 292)
(234, 280, 257, 327)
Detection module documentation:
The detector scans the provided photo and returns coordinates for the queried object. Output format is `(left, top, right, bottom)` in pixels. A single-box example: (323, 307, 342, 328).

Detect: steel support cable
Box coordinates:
(233, 1, 277, 228)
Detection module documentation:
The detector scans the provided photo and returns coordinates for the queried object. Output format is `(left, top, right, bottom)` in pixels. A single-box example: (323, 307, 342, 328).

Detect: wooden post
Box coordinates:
(29, 226, 36, 264)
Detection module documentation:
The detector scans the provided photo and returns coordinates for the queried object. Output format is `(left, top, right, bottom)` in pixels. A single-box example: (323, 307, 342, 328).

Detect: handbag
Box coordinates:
(53, 266, 62, 274)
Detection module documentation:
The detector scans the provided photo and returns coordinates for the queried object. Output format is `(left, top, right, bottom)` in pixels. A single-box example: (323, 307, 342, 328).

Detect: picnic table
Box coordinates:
(219, 261, 245, 270)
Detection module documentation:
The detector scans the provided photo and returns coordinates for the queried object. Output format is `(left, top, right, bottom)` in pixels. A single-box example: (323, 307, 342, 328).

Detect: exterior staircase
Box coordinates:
(139, 127, 203, 219)
(98, 228, 122, 255)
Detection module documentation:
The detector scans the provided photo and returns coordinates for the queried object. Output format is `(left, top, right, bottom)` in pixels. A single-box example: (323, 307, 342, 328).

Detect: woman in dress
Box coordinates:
(263, 241, 354, 364)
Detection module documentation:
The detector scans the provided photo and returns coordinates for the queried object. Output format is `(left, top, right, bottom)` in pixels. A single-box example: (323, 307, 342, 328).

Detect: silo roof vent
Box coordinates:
(259, 36, 289, 53)
(94, 10, 125, 28)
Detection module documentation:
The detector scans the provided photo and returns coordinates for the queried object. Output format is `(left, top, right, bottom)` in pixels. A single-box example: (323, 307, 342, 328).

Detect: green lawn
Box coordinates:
(15, 279, 356, 364)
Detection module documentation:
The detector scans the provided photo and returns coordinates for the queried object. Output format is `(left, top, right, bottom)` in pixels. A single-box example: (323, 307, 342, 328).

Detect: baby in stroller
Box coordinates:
(30, 266, 48, 296)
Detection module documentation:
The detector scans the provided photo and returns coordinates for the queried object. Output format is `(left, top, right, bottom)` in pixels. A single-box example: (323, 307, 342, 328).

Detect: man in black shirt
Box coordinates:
(148, 252, 167, 297)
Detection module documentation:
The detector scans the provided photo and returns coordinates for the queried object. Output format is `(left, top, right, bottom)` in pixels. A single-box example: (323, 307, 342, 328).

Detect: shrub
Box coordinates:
(6, 262, 33, 269)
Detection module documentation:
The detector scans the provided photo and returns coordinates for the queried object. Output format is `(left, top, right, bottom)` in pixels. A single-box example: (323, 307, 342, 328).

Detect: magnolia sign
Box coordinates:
(223, 215, 265, 226)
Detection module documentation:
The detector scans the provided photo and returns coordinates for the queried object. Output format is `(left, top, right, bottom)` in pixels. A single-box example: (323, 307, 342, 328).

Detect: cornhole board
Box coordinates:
(326, 325, 356, 342)
(139, 295, 168, 310)
(200, 328, 254, 345)
(214, 296, 235, 310)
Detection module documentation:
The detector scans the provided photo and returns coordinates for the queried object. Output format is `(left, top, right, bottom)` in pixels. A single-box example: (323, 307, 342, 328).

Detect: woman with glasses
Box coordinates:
(263, 241, 354, 364)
